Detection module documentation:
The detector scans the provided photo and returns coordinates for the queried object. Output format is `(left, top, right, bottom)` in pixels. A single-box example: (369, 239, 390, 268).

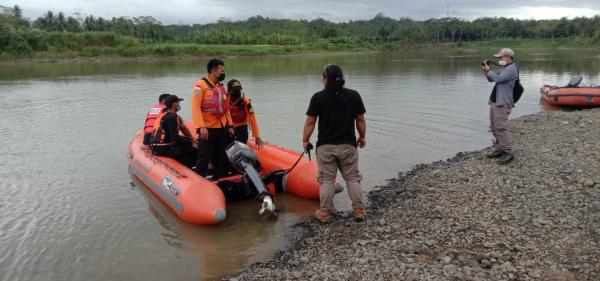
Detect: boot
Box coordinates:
(314, 209, 332, 223)
(496, 153, 514, 165)
(352, 208, 366, 222)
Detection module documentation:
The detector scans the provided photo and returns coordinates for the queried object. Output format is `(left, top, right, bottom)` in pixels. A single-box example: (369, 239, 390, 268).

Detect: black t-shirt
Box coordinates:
(306, 88, 366, 147)
(162, 113, 191, 145)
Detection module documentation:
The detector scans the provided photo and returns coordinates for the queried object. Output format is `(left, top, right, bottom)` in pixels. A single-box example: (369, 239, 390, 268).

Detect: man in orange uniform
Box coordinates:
(226, 79, 264, 147)
(191, 58, 234, 179)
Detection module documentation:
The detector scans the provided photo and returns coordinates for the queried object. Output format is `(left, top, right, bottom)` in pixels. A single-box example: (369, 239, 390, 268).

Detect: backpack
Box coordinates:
(513, 66, 524, 103)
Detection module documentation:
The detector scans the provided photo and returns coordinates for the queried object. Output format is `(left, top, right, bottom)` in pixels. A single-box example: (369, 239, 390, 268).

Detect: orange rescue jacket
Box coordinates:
(191, 76, 233, 129)
(229, 95, 260, 137)
(144, 103, 165, 133)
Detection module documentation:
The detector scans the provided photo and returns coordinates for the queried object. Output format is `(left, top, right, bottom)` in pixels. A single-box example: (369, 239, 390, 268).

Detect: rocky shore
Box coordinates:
(228, 108, 600, 281)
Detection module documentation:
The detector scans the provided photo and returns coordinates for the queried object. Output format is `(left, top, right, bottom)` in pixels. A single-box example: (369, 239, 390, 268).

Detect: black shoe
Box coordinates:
(486, 149, 504, 158)
(496, 153, 514, 165)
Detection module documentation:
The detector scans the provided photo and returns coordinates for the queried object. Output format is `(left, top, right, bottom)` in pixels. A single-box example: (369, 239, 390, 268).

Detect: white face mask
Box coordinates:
(498, 60, 508, 66)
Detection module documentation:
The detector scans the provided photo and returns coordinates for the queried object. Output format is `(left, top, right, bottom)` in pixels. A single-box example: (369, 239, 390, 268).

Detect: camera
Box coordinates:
(481, 59, 492, 66)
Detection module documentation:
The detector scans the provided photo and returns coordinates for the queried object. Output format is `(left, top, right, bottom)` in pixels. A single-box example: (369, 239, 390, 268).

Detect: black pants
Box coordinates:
(234, 125, 249, 144)
(195, 127, 230, 179)
(172, 142, 197, 169)
(153, 141, 197, 169)
(143, 132, 152, 145)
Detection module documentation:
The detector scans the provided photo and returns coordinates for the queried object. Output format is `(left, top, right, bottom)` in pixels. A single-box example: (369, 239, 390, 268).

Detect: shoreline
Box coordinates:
(0, 50, 376, 66)
(0, 45, 377, 66)
(228, 108, 600, 281)
(2, 40, 599, 66)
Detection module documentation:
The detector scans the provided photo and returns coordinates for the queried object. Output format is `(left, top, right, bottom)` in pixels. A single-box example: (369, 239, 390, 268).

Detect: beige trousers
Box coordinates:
(490, 104, 512, 154)
(316, 144, 364, 212)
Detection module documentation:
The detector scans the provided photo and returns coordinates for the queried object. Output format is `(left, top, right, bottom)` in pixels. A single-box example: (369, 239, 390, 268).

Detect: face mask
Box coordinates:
(218, 73, 226, 82)
(230, 89, 241, 100)
(498, 60, 507, 66)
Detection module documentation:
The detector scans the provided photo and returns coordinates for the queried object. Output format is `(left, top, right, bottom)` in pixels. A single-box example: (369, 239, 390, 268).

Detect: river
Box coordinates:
(1, 48, 599, 281)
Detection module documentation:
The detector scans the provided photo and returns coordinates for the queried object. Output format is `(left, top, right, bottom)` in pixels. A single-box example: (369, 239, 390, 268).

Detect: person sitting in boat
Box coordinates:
(143, 93, 170, 145)
(226, 79, 264, 148)
(151, 95, 196, 168)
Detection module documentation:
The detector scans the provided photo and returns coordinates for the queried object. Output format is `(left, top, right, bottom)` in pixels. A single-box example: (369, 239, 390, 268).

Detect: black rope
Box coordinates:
(285, 144, 313, 175)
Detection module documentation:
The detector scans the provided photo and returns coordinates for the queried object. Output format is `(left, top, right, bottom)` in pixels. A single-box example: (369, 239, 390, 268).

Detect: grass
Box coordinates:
(0, 42, 374, 60)
(2, 38, 598, 62)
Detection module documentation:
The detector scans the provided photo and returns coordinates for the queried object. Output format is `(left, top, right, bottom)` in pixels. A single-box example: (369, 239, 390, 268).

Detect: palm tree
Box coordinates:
(57, 12, 66, 32)
(65, 16, 81, 32)
(13, 5, 22, 18)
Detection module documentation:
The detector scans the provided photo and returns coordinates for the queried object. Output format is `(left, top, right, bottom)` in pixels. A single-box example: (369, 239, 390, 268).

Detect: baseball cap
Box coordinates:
(165, 95, 184, 108)
(227, 79, 242, 90)
(493, 48, 515, 58)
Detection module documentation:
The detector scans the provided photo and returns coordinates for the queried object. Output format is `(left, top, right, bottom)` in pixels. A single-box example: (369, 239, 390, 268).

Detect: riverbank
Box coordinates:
(228, 108, 600, 281)
(0, 43, 374, 65)
(1, 38, 598, 66)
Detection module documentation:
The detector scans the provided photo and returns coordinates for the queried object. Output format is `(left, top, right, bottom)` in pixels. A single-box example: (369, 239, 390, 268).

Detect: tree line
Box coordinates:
(1, 5, 600, 57)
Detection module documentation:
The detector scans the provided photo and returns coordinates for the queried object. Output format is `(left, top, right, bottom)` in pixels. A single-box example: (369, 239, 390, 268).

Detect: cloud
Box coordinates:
(14, 0, 600, 24)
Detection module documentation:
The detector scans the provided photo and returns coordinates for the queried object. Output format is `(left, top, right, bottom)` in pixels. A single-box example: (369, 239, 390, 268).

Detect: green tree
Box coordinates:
(13, 5, 22, 18)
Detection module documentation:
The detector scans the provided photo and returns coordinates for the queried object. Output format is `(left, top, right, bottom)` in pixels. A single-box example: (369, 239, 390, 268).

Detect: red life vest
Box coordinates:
(144, 103, 165, 133)
(150, 113, 173, 155)
(230, 97, 248, 123)
(199, 78, 229, 117)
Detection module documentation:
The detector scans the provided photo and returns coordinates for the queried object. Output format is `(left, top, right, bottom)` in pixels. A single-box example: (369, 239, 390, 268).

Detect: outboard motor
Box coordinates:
(226, 141, 277, 216)
(566, 76, 583, 88)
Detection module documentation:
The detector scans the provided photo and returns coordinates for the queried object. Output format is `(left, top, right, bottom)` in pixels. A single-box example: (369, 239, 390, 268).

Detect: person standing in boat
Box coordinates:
(150, 95, 196, 168)
(226, 79, 264, 148)
(143, 93, 170, 145)
(482, 48, 518, 165)
(191, 58, 235, 179)
(303, 64, 367, 223)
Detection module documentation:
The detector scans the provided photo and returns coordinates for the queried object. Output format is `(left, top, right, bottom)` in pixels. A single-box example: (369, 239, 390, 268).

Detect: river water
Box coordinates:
(1, 48, 599, 281)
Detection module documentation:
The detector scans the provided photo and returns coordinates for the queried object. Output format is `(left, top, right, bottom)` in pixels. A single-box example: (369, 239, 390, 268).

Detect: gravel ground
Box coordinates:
(227, 108, 600, 281)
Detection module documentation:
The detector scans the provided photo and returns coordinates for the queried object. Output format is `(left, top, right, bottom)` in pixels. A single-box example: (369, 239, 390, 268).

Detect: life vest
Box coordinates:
(230, 96, 249, 123)
(144, 103, 165, 133)
(151, 113, 170, 146)
(197, 78, 229, 117)
(150, 112, 182, 155)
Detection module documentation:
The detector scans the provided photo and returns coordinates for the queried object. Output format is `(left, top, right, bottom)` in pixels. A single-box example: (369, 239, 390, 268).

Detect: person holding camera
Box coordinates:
(482, 48, 519, 165)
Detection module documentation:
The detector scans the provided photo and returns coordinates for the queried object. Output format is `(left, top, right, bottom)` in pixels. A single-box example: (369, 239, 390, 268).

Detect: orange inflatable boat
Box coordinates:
(128, 122, 336, 225)
(540, 78, 600, 107)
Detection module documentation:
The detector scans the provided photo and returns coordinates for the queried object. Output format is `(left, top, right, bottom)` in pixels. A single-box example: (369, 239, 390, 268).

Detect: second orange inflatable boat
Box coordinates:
(540, 85, 600, 107)
(129, 122, 339, 225)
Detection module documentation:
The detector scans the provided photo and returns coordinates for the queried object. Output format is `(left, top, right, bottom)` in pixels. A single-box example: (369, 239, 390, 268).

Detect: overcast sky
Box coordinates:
(6, 0, 600, 24)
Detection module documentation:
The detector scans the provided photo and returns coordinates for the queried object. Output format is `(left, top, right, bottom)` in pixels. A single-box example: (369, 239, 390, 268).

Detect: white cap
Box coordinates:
(493, 48, 515, 58)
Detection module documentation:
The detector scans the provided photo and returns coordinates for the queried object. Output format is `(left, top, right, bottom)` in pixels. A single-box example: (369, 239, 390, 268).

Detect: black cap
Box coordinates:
(165, 95, 184, 108)
(227, 79, 242, 90)
(158, 93, 170, 103)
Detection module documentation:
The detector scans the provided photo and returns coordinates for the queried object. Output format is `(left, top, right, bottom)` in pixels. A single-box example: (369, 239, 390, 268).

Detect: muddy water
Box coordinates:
(1, 48, 599, 281)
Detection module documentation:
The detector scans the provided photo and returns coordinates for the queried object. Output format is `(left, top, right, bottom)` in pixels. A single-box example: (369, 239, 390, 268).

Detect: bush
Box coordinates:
(80, 32, 118, 47)
(117, 36, 140, 48)
(24, 29, 48, 51)
(0, 24, 34, 56)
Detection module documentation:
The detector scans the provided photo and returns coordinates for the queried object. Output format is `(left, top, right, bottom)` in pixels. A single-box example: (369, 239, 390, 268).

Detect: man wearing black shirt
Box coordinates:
(151, 95, 196, 168)
(303, 64, 367, 223)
